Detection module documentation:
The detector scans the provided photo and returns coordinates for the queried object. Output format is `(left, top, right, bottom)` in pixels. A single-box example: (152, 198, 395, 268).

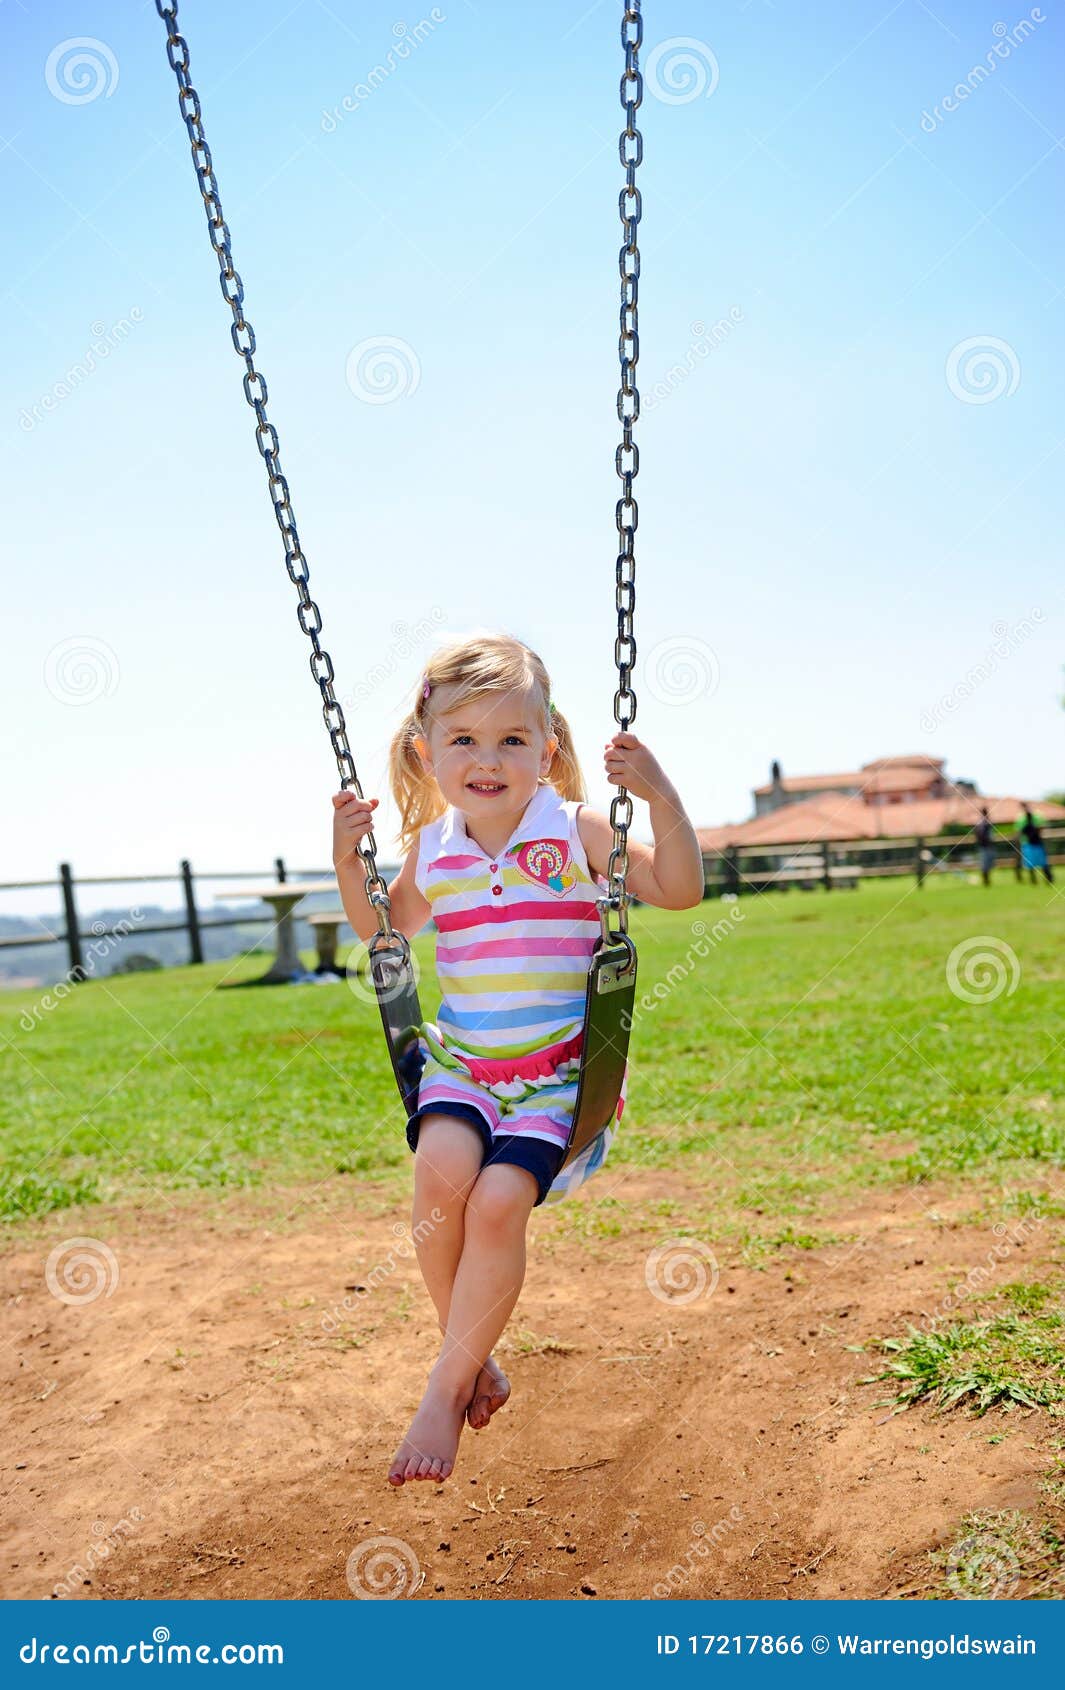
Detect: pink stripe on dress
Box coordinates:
(494, 1114, 571, 1147)
(440, 936, 593, 963)
(416, 1078, 501, 1129)
(434, 898, 600, 932)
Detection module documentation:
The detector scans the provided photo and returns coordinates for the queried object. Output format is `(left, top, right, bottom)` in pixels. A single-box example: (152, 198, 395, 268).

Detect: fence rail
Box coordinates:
(0, 857, 385, 983)
(701, 825, 1065, 897)
(2, 828, 1061, 988)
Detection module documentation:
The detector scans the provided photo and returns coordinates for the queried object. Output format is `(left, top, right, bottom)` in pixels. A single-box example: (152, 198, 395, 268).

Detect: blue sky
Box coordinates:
(4, 0, 1062, 918)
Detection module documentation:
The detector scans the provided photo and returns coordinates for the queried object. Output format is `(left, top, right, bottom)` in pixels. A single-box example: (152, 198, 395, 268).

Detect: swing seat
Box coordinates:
(368, 927, 636, 1172)
(564, 932, 637, 1164)
(367, 931, 425, 1114)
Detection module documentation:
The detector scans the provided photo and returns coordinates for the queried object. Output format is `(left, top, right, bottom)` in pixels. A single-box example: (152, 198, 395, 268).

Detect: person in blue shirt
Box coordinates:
(1015, 806, 1054, 885)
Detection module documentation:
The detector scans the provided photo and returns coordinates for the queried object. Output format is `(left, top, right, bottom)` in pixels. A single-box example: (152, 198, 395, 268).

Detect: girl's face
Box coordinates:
(415, 686, 557, 815)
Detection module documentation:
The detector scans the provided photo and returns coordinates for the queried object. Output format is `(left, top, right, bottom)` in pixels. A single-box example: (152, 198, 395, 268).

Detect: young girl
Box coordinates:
(331, 634, 704, 1486)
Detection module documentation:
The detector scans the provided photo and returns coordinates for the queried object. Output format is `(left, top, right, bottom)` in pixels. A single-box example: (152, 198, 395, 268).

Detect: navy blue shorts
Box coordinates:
(405, 1101, 566, 1207)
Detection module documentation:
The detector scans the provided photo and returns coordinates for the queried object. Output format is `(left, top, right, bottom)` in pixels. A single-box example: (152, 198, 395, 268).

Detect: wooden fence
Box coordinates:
(0, 858, 361, 983)
(3, 826, 1062, 987)
(702, 826, 1065, 897)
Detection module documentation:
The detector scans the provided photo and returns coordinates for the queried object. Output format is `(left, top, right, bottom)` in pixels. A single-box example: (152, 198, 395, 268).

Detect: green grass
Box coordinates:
(929, 1509, 1065, 1599)
(869, 1279, 1065, 1416)
(2, 877, 1063, 1231)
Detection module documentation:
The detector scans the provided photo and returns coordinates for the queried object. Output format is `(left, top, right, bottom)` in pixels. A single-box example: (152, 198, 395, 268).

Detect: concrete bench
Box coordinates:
(307, 910, 350, 975)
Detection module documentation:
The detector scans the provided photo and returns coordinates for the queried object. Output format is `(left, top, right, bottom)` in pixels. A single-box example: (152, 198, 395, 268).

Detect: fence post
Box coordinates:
(821, 840, 832, 890)
(723, 846, 740, 897)
(181, 859, 204, 965)
(275, 856, 286, 884)
(914, 836, 926, 889)
(59, 862, 86, 981)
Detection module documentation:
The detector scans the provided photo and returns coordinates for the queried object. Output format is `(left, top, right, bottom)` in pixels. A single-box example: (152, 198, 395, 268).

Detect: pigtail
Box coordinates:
(388, 698, 446, 859)
(544, 704, 587, 803)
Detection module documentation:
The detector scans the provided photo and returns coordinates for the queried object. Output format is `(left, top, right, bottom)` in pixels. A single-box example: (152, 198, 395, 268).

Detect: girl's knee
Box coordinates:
(413, 1115, 483, 1204)
(466, 1166, 537, 1233)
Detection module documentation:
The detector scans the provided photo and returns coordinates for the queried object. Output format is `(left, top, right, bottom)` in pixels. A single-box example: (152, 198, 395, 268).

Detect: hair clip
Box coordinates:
(422, 679, 431, 699)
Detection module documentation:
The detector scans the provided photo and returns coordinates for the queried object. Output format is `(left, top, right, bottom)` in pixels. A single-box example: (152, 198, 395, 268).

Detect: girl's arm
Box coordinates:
(336, 845, 431, 944)
(576, 733, 705, 911)
(332, 792, 431, 942)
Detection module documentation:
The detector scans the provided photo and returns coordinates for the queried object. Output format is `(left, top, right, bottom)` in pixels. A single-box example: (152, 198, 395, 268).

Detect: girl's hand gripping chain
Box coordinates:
(331, 790, 380, 869)
(604, 731, 676, 804)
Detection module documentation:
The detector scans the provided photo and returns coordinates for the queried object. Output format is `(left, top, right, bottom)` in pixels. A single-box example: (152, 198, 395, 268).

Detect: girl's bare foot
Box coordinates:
(388, 1376, 470, 1486)
(466, 1354, 511, 1430)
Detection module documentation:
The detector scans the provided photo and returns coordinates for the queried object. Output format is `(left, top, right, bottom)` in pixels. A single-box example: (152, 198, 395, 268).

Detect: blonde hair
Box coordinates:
(388, 632, 586, 857)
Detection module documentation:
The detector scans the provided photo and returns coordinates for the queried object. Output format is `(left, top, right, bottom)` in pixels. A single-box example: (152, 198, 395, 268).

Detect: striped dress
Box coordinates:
(412, 781, 625, 1202)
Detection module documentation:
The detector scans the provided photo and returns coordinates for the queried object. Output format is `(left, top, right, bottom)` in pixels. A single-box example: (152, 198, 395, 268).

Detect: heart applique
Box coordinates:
(514, 837, 574, 897)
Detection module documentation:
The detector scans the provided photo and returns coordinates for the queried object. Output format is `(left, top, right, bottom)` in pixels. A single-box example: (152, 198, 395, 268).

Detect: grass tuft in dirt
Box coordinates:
(499, 1327, 576, 1357)
(871, 1300, 1065, 1416)
(0, 1169, 99, 1222)
(929, 1509, 1065, 1600)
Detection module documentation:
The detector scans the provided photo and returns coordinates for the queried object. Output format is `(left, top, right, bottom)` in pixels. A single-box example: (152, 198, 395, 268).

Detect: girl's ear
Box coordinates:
(541, 734, 559, 771)
(412, 733, 432, 772)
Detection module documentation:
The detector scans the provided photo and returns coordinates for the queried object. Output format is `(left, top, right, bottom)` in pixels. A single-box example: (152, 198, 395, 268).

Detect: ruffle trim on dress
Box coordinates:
(418, 1022, 584, 1094)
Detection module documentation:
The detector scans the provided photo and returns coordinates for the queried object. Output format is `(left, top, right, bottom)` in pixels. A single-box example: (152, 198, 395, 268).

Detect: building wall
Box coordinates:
(756, 781, 861, 816)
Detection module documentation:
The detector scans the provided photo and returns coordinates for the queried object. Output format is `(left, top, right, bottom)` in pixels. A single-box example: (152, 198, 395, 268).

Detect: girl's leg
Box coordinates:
(409, 1115, 511, 1430)
(431, 1164, 538, 1394)
(410, 1115, 484, 1326)
(388, 1163, 539, 1485)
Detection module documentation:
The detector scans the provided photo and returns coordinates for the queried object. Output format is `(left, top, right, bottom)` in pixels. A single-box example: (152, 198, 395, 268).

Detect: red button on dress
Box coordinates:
(489, 863, 498, 871)
(492, 885, 503, 896)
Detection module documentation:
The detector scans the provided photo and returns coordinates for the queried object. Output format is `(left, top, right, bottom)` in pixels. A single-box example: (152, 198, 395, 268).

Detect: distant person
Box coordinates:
(974, 806, 995, 887)
(1016, 805, 1054, 885)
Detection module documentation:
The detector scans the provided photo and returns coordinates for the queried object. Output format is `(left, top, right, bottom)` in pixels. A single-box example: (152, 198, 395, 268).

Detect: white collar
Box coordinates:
(439, 782, 563, 860)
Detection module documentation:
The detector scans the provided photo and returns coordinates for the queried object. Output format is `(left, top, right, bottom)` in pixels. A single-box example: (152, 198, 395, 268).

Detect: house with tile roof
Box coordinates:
(699, 756, 1065, 851)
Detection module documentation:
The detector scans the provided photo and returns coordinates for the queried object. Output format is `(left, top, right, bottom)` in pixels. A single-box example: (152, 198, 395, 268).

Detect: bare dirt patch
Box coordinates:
(2, 1171, 1060, 1600)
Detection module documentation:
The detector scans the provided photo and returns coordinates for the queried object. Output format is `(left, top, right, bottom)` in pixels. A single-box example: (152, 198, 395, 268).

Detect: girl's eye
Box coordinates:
(450, 735, 526, 746)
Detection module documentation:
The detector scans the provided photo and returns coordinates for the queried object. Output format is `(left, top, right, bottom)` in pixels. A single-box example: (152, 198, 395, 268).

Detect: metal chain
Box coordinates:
(153, 0, 396, 942)
(605, 1, 642, 941)
(155, 0, 641, 949)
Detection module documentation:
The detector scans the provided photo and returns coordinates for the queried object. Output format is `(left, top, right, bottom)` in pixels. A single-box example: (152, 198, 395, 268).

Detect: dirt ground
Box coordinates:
(2, 1168, 1060, 1601)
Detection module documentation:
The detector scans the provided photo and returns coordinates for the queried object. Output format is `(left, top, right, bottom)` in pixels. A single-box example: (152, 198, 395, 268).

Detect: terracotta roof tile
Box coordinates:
(752, 771, 862, 797)
(697, 794, 1065, 851)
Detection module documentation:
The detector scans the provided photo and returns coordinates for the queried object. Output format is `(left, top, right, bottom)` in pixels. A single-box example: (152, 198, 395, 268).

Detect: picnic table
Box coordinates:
(217, 879, 340, 986)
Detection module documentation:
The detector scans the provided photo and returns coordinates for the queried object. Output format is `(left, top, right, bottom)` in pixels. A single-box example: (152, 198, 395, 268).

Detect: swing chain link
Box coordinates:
(604, 0, 643, 943)
(153, 0, 397, 943)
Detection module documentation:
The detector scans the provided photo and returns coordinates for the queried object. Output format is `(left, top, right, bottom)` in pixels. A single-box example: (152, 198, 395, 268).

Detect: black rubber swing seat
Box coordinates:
(368, 928, 637, 1170)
